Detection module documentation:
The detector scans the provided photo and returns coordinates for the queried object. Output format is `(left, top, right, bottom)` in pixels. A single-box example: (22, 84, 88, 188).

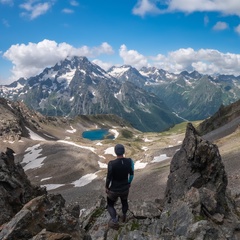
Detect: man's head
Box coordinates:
(114, 144, 125, 156)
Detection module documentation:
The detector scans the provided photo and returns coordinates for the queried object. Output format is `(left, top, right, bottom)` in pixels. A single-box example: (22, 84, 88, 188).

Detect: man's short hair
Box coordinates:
(114, 144, 125, 156)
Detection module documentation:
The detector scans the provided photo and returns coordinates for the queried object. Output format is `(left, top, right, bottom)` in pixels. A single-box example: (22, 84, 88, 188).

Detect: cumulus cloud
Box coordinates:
(213, 21, 229, 31)
(234, 24, 240, 34)
(2, 18, 10, 27)
(3, 40, 240, 82)
(133, 0, 240, 17)
(3, 39, 114, 80)
(0, 0, 13, 5)
(119, 44, 149, 69)
(132, 0, 162, 17)
(92, 59, 114, 71)
(70, 0, 79, 7)
(62, 8, 74, 14)
(149, 48, 240, 75)
(20, 0, 54, 19)
(204, 15, 209, 26)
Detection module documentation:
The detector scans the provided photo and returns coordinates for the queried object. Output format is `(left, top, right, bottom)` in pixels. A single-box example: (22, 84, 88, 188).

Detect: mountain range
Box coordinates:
(1, 56, 240, 131)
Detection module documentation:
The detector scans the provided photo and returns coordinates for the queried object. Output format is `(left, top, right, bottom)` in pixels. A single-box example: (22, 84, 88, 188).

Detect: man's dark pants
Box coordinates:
(107, 189, 129, 220)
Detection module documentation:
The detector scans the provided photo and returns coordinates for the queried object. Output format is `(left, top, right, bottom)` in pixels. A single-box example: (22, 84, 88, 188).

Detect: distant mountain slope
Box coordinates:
(197, 99, 240, 137)
(109, 66, 240, 121)
(3, 56, 240, 131)
(0, 97, 139, 142)
(0, 57, 182, 132)
(0, 97, 50, 141)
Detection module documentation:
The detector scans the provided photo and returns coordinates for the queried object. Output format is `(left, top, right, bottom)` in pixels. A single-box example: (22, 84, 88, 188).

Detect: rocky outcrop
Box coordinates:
(0, 147, 85, 239)
(159, 123, 240, 239)
(0, 147, 46, 225)
(0, 194, 85, 240)
(1, 123, 240, 239)
(0, 98, 47, 141)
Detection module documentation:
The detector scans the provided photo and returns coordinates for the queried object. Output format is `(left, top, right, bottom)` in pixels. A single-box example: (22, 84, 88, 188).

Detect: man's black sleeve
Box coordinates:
(105, 161, 112, 188)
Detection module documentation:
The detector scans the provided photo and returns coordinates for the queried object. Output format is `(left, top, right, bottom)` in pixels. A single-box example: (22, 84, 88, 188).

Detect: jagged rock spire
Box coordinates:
(164, 122, 228, 215)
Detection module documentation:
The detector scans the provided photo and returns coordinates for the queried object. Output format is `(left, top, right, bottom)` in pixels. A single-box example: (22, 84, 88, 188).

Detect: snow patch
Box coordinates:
(151, 154, 169, 163)
(98, 161, 107, 168)
(104, 147, 115, 156)
(135, 160, 148, 169)
(141, 146, 148, 151)
(26, 127, 46, 141)
(143, 138, 153, 142)
(57, 140, 96, 152)
(66, 126, 76, 133)
(22, 144, 46, 171)
(40, 177, 52, 182)
(109, 129, 119, 139)
(72, 171, 100, 187)
(41, 184, 65, 190)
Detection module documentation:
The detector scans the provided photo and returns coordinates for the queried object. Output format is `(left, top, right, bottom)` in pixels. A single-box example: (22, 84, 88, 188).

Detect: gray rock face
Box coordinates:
(0, 147, 46, 225)
(164, 122, 228, 214)
(0, 148, 84, 239)
(160, 123, 240, 239)
(0, 194, 84, 240)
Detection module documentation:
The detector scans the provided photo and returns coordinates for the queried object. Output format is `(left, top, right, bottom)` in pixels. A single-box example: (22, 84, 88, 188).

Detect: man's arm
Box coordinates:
(105, 161, 112, 189)
(128, 159, 134, 184)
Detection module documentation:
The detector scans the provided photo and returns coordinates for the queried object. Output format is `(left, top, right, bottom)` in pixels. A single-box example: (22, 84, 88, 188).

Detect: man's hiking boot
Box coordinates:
(108, 219, 119, 230)
(119, 214, 126, 223)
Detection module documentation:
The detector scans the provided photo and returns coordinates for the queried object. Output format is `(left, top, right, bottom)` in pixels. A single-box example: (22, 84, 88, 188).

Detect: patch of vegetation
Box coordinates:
(130, 220, 140, 231)
(121, 129, 133, 139)
(84, 207, 105, 231)
(160, 121, 202, 136)
(194, 214, 206, 222)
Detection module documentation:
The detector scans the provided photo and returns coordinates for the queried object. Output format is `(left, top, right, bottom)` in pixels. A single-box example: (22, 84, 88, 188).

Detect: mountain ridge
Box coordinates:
(0, 56, 182, 132)
(2, 56, 240, 131)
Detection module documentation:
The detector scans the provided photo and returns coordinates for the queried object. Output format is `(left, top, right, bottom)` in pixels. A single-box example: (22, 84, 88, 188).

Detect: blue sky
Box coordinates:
(1, 0, 240, 84)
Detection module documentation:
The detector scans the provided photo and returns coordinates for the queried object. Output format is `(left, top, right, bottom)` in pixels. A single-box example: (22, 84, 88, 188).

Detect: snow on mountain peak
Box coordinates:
(108, 66, 131, 78)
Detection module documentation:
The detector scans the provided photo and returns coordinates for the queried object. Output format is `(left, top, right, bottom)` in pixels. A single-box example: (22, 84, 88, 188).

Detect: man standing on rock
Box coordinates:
(105, 144, 134, 230)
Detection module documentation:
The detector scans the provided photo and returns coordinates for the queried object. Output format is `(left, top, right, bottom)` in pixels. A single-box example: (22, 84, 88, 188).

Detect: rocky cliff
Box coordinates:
(1, 123, 240, 239)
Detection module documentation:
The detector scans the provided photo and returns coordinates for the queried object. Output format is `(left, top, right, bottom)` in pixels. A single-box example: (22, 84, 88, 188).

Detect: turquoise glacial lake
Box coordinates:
(82, 129, 114, 141)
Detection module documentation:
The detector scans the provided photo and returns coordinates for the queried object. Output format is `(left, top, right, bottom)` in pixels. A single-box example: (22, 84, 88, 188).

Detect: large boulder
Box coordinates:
(0, 194, 84, 240)
(160, 123, 240, 239)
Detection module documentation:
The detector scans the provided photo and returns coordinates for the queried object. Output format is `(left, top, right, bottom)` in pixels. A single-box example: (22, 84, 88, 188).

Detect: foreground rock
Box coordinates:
(1, 123, 240, 239)
(160, 123, 240, 239)
(0, 147, 85, 239)
(0, 147, 46, 225)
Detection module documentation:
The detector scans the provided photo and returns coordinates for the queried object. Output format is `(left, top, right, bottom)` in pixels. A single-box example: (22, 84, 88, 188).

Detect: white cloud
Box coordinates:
(2, 18, 10, 27)
(119, 44, 149, 69)
(92, 59, 113, 71)
(150, 48, 240, 75)
(20, 1, 54, 20)
(133, 0, 240, 17)
(4, 40, 240, 82)
(132, 0, 162, 17)
(168, 0, 240, 15)
(213, 21, 229, 31)
(0, 0, 13, 5)
(3, 39, 114, 81)
(234, 24, 240, 34)
(204, 15, 209, 26)
(70, 0, 79, 7)
(62, 8, 74, 14)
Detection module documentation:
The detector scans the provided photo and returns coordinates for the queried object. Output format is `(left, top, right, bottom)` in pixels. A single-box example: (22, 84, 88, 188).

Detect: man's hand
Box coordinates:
(105, 187, 109, 194)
